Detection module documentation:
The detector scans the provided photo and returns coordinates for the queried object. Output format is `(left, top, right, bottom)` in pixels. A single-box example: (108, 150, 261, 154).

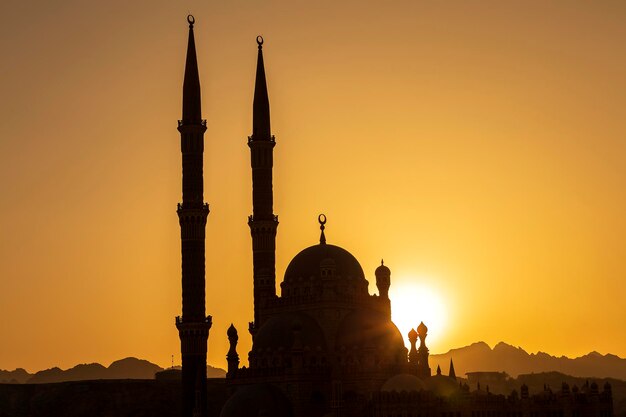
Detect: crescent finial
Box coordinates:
(318, 214, 327, 244)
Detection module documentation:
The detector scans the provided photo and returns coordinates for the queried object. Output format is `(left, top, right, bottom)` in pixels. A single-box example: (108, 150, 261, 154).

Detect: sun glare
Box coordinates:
(388, 281, 447, 349)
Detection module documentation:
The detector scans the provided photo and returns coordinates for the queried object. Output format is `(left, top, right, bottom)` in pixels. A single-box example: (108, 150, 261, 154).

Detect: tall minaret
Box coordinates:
(175, 15, 211, 417)
(248, 36, 278, 336)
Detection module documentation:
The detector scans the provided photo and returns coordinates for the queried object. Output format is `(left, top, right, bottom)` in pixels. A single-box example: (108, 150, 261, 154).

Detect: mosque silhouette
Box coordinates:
(173, 16, 614, 417)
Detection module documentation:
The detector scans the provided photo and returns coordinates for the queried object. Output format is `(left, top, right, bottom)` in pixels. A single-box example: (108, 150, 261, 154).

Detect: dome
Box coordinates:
(381, 374, 427, 392)
(375, 260, 390, 277)
(253, 312, 327, 351)
(336, 310, 406, 360)
(426, 374, 461, 397)
(417, 321, 428, 336)
(284, 243, 365, 283)
(220, 384, 293, 417)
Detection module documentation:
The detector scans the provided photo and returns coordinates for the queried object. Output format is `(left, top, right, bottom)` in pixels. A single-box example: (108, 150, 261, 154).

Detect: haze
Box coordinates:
(0, 0, 625, 372)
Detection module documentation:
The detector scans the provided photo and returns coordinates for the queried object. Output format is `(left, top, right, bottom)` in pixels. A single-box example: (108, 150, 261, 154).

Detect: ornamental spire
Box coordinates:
(252, 36, 271, 140)
(318, 214, 327, 244)
(182, 15, 202, 124)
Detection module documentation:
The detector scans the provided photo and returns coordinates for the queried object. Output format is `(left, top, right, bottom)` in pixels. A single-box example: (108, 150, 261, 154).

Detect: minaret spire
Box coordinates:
(182, 15, 202, 125)
(253, 36, 271, 140)
(248, 36, 278, 336)
(175, 14, 211, 417)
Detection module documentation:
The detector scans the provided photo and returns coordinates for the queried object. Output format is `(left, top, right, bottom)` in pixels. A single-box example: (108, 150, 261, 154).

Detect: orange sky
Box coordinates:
(1, 1, 625, 373)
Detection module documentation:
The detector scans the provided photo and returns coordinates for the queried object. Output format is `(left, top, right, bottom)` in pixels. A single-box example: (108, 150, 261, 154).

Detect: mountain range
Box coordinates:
(0, 357, 226, 384)
(430, 341, 626, 380)
(2, 343, 625, 384)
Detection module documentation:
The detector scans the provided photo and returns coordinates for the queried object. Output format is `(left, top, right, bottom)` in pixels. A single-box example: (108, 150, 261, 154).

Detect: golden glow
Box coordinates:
(0, 1, 625, 372)
(390, 281, 448, 349)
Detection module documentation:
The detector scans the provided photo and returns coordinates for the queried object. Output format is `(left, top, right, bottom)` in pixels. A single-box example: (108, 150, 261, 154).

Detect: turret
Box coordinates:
(375, 259, 391, 318)
(408, 328, 419, 373)
(416, 321, 431, 377)
(375, 260, 391, 298)
(248, 36, 279, 335)
(226, 324, 239, 378)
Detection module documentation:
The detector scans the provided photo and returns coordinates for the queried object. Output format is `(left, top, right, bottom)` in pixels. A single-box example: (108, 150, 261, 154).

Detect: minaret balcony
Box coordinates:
(178, 119, 207, 128)
(175, 315, 213, 330)
(247, 135, 276, 145)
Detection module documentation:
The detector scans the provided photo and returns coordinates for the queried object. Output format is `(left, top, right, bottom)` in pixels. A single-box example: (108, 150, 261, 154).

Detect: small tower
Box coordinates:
(226, 324, 239, 378)
(448, 358, 456, 380)
(375, 260, 391, 318)
(248, 36, 278, 336)
(416, 321, 431, 377)
(408, 328, 419, 374)
(175, 15, 211, 417)
(375, 260, 391, 298)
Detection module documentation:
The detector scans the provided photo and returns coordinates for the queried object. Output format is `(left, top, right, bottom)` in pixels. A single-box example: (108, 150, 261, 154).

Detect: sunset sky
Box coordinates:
(1, 1, 625, 373)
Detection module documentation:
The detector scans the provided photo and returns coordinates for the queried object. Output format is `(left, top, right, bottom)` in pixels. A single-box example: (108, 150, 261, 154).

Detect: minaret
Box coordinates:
(175, 15, 211, 417)
(248, 36, 278, 335)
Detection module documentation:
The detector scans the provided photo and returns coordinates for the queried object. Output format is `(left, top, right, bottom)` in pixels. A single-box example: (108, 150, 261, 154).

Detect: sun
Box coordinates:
(388, 281, 447, 349)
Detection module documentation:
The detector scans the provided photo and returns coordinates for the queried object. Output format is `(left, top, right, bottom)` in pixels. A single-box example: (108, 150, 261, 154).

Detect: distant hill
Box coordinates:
(0, 368, 30, 384)
(0, 358, 226, 384)
(430, 341, 626, 380)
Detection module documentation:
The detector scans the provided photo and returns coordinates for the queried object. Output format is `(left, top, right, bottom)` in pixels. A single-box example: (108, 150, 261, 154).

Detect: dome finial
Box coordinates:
(187, 14, 195, 28)
(256, 35, 264, 49)
(318, 214, 327, 244)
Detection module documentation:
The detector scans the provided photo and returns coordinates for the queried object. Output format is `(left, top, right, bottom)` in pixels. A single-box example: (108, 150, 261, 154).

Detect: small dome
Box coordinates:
(219, 384, 293, 417)
(227, 323, 238, 338)
(381, 374, 427, 392)
(284, 244, 365, 283)
(408, 328, 418, 341)
(253, 312, 327, 351)
(417, 321, 428, 336)
(375, 260, 390, 276)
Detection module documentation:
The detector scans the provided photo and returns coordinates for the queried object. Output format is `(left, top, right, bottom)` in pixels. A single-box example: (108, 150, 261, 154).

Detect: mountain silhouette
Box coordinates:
(0, 368, 30, 384)
(430, 341, 626, 379)
(1, 358, 226, 384)
(3, 345, 623, 384)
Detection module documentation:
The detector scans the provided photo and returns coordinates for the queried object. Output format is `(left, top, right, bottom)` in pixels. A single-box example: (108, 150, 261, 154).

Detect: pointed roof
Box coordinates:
(449, 358, 456, 379)
(182, 15, 202, 124)
(417, 321, 428, 336)
(227, 323, 238, 338)
(252, 36, 271, 140)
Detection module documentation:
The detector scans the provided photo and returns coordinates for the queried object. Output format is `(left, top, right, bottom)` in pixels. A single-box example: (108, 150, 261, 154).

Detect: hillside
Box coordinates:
(430, 341, 626, 379)
(0, 358, 226, 384)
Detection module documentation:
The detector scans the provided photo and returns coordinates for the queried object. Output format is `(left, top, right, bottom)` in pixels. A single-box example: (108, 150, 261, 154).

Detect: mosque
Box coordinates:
(173, 16, 614, 417)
